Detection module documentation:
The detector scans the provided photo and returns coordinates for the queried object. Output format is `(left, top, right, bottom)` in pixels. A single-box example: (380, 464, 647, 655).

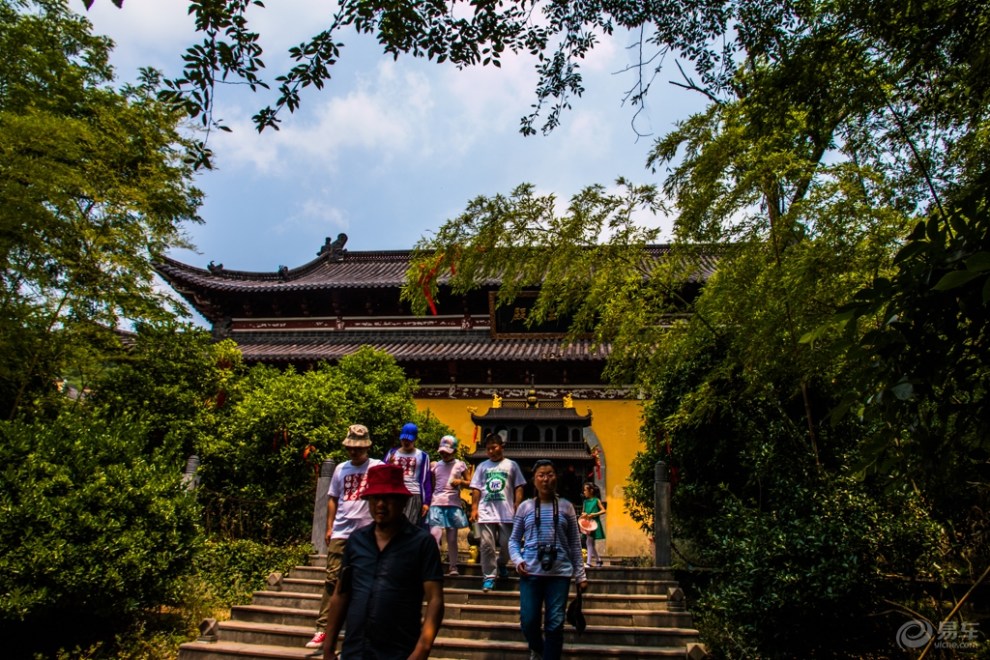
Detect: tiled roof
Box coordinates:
(155, 245, 720, 294)
(466, 445, 594, 461)
(471, 408, 593, 424)
(231, 334, 611, 363)
(156, 251, 424, 293)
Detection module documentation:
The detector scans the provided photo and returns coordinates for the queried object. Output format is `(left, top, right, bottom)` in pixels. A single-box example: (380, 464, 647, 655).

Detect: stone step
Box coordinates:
(214, 615, 697, 650)
(443, 588, 673, 611)
(180, 636, 693, 660)
(252, 591, 321, 611)
(299, 560, 677, 583)
(253, 587, 674, 612)
(442, 602, 693, 628)
(439, 619, 698, 648)
(426, 637, 696, 660)
(234, 599, 691, 629)
(284, 568, 679, 596)
(207, 620, 321, 648)
(230, 604, 320, 628)
(177, 558, 704, 660)
(279, 578, 323, 596)
(179, 640, 322, 660)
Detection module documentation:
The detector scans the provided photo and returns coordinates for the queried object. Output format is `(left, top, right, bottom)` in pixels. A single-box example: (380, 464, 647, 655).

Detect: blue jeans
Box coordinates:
(519, 575, 570, 660)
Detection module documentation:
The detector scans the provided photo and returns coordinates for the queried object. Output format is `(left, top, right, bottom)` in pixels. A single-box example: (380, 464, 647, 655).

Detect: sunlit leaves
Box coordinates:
(401, 179, 664, 348)
(0, 0, 202, 418)
(193, 347, 435, 541)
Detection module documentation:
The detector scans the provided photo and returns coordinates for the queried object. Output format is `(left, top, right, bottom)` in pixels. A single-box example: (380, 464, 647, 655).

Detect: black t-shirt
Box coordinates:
(340, 517, 444, 659)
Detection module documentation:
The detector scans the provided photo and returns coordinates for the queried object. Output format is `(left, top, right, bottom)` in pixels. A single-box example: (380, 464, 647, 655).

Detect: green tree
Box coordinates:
(196, 347, 439, 542)
(0, 0, 202, 419)
(90, 322, 240, 454)
(95, 0, 880, 136)
(389, 1, 990, 653)
(0, 413, 201, 656)
(333, 346, 422, 457)
(826, 179, 990, 566)
(83, 0, 990, 653)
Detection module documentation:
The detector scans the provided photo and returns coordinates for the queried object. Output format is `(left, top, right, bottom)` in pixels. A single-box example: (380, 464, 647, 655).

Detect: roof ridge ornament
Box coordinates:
(318, 233, 348, 262)
(526, 388, 538, 408)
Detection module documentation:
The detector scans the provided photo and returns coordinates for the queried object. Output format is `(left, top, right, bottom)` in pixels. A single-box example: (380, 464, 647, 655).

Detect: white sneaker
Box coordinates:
(305, 631, 326, 649)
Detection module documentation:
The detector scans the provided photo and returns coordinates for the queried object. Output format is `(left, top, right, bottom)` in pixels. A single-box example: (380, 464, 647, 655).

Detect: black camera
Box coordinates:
(537, 544, 558, 570)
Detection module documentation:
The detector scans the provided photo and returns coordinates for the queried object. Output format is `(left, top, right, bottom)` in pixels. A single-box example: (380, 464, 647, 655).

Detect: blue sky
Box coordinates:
(77, 0, 706, 277)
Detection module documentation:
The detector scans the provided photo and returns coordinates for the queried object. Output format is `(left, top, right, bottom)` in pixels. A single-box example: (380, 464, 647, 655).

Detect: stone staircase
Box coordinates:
(178, 556, 706, 660)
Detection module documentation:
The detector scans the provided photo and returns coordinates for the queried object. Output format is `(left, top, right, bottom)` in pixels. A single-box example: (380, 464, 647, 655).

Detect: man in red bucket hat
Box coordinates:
(307, 424, 381, 649)
(323, 464, 445, 659)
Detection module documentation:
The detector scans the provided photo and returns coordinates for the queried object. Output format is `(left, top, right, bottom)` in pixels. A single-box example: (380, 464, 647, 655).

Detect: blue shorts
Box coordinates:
(427, 505, 470, 529)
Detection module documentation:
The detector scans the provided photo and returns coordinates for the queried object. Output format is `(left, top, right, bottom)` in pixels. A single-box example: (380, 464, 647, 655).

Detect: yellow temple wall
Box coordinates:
(414, 396, 652, 559)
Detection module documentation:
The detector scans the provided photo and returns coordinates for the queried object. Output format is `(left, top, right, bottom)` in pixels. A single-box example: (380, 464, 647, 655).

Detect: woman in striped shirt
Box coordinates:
(509, 459, 588, 660)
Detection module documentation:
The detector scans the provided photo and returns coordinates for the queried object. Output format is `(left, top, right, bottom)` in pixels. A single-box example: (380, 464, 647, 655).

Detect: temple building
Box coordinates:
(156, 235, 716, 555)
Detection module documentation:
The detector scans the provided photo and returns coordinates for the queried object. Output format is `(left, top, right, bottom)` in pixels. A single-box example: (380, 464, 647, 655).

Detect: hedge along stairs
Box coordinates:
(177, 555, 709, 660)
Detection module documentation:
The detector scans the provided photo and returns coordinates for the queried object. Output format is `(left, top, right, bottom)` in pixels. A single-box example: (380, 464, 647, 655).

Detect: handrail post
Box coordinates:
(654, 460, 672, 567)
(182, 454, 201, 491)
(312, 459, 336, 554)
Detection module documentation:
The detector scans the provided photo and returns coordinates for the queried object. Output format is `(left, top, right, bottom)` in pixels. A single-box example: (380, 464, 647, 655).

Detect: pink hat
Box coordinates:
(361, 464, 412, 498)
(578, 517, 598, 533)
(438, 435, 457, 454)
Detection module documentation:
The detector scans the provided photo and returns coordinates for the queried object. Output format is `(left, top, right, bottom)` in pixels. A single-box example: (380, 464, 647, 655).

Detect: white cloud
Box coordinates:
(273, 197, 349, 237)
(560, 109, 615, 159)
(205, 60, 442, 177)
(302, 63, 434, 155)
(210, 113, 285, 174)
(76, 0, 192, 49)
(80, 0, 701, 267)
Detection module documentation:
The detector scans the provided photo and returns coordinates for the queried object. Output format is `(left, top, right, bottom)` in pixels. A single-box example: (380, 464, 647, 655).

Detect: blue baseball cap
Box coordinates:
(399, 422, 418, 441)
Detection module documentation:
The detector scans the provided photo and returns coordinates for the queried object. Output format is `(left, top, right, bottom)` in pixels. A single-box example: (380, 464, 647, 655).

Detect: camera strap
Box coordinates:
(533, 495, 559, 550)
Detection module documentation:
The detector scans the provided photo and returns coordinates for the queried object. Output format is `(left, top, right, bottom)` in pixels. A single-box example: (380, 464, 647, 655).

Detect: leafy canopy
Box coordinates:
(0, 0, 203, 420)
(187, 346, 446, 542)
(81, 0, 858, 137)
(392, 0, 989, 655)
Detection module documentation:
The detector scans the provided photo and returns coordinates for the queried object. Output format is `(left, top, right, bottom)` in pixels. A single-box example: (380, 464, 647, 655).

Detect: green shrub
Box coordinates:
(692, 478, 941, 658)
(0, 414, 201, 655)
(626, 343, 945, 657)
(196, 347, 447, 542)
(191, 538, 310, 606)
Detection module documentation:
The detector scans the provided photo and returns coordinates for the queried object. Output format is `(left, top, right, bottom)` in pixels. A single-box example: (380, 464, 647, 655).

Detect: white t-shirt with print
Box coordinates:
(328, 458, 382, 539)
(470, 457, 525, 523)
(387, 447, 427, 495)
